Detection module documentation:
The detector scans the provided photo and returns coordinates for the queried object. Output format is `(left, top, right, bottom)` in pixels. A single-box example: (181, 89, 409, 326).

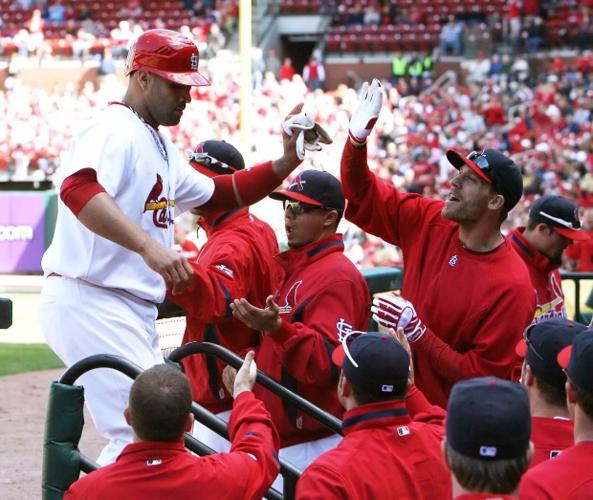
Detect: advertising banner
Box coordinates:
(0, 191, 57, 273)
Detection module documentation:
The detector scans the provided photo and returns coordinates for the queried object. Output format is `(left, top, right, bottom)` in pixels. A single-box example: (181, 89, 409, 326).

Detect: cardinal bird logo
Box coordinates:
(144, 174, 171, 228)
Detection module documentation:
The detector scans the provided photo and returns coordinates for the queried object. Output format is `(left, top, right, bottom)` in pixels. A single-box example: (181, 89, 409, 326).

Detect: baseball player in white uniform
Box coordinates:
(40, 29, 303, 465)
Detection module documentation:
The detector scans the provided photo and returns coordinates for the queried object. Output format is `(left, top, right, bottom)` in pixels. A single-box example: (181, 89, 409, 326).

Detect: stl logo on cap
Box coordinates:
(190, 53, 198, 70)
(289, 174, 306, 192)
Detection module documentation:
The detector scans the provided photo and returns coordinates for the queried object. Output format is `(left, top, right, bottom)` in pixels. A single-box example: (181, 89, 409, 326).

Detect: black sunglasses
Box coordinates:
(467, 151, 491, 172)
(523, 324, 545, 362)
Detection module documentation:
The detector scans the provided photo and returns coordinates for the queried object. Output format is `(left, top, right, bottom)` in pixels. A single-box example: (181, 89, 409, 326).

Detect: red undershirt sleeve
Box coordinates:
(204, 161, 280, 210)
(60, 168, 106, 216)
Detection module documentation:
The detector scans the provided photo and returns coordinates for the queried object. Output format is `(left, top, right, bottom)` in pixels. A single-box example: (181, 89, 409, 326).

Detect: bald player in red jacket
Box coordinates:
(343, 79, 535, 407)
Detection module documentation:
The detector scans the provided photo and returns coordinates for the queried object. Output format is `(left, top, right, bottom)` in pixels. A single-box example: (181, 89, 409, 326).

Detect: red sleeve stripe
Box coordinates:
(60, 168, 106, 216)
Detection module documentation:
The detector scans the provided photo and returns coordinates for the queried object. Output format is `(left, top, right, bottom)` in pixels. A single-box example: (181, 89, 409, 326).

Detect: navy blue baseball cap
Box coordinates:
(270, 170, 345, 212)
(529, 195, 590, 241)
(516, 318, 588, 390)
(558, 329, 593, 394)
(447, 377, 531, 461)
(187, 140, 245, 178)
(332, 332, 409, 398)
(447, 148, 524, 212)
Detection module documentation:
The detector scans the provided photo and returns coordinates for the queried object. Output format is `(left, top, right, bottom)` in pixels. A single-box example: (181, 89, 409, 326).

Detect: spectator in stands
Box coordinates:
(516, 318, 588, 467)
(231, 170, 370, 481)
(520, 329, 593, 497)
(278, 57, 296, 81)
(444, 377, 533, 498)
(302, 57, 325, 91)
(525, 17, 547, 53)
(439, 16, 464, 55)
(46, 0, 66, 23)
(167, 140, 281, 447)
(510, 195, 591, 323)
(346, 79, 535, 408)
(566, 207, 593, 272)
(296, 331, 451, 499)
(64, 355, 280, 500)
(265, 48, 281, 78)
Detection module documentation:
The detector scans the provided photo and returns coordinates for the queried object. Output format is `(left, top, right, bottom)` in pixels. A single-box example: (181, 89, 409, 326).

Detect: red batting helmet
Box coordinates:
(125, 29, 210, 87)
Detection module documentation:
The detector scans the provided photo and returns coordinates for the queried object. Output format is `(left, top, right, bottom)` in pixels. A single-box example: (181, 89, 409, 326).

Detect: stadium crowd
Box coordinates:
(3, 49, 593, 266)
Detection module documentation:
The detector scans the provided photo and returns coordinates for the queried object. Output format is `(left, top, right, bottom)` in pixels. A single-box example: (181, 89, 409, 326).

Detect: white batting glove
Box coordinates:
(283, 111, 332, 160)
(349, 78, 383, 145)
(371, 293, 425, 343)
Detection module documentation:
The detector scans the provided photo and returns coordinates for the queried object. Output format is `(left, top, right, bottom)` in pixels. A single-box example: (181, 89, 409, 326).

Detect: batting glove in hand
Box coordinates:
(283, 111, 332, 161)
(349, 78, 383, 145)
(371, 293, 426, 343)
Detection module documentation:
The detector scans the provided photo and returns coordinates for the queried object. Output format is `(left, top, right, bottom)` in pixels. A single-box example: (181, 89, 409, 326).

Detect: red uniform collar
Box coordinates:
(510, 227, 560, 274)
(276, 233, 344, 272)
(199, 207, 250, 236)
(116, 441, 187, 463)
(342, 399, 411, 435)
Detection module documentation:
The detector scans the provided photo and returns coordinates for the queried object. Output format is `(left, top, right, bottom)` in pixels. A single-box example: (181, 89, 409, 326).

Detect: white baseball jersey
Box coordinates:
(42, 103, 215, 303)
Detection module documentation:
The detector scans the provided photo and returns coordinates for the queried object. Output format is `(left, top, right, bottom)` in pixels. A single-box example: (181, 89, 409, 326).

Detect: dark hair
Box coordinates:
(534, 373, 567, 408)
(349, 377, 407, 405)
(574, 385, 593, 420)
(129, 364, 192, 442)
(444, 443, 531, 494)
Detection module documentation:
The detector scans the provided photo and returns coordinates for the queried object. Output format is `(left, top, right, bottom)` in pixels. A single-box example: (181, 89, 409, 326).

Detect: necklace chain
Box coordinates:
(114, 102, 169, 163)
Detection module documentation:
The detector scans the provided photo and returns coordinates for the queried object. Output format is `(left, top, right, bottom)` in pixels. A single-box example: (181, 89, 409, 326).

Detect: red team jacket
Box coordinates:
(64, 392, 280, 500)
(170, 209, 281, 413)
(254, 233, 370, 447)
(341, 142, 535, 407)
(530, 416, 573, 467)
(520, 441, 593, 499)
(510, 227, 567, 323)
(297, 392, 451, 499)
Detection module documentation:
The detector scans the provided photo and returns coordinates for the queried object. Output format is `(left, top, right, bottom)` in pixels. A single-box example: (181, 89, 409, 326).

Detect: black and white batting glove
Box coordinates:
(348, 78, 383, 145)
(283, 111, 332, 161)
(371, 293, 426, 343)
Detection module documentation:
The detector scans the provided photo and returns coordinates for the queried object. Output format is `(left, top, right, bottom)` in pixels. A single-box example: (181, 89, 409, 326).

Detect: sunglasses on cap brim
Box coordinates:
(186, 149, 238, 175)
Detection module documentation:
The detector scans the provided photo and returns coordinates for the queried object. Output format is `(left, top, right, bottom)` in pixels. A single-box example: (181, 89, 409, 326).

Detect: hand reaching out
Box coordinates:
(222, 351, 258, 398)
(230, 295, 281, 332)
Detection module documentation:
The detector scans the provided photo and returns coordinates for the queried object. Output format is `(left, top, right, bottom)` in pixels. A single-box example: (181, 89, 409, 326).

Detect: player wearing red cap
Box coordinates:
(40, 29, 303, 464)
(342, 79, 535, 408)
(520, 330, 593, 499)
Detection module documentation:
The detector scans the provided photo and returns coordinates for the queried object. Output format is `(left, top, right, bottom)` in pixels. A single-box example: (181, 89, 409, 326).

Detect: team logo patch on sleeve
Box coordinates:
(214, 264, 234, 278)
(146, 459, 162, 466)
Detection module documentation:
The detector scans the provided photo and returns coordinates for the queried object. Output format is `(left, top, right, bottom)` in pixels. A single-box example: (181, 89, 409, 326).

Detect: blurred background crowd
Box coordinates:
(2, 0, 593, 268)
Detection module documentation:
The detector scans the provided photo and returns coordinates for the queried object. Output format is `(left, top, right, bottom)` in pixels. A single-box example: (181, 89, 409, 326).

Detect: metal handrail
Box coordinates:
(57, 354, 285, 500)
(168, 342, 343, 435)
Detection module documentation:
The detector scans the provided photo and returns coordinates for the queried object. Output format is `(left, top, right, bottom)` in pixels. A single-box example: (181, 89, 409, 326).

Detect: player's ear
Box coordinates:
(184, 413, 194, 433)
(124, 407, 132, 426)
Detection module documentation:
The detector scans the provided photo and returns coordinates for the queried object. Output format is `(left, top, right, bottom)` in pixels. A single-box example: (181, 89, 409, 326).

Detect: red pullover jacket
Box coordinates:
(170, 209, 281, 413)
(520, 441, 593, 499)
(341, 141, 535, 407)
(296, 396, 451, 499)
(530, 416, 573, 467)
(510, 227, 567, 323)
(64, 392, 280, 500)
(256, 233, 370, 446)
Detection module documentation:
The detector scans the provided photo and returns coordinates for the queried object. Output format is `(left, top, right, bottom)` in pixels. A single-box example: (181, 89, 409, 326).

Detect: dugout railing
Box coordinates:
(42, 346, 341, 500)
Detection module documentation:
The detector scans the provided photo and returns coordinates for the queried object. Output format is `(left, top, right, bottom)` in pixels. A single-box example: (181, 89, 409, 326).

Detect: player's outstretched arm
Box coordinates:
(77, 192, 193, 294)
(203, 103, 305, 211)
